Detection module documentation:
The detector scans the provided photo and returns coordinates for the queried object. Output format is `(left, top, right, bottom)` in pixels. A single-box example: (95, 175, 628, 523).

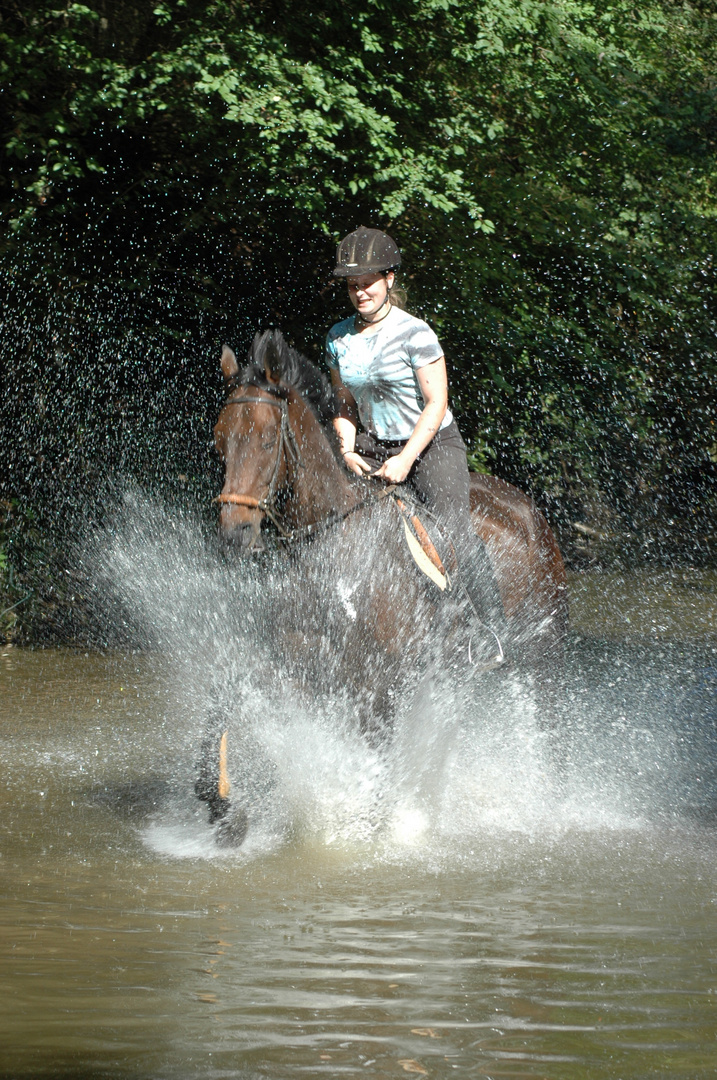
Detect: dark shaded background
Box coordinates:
(1, 0, 715, 641)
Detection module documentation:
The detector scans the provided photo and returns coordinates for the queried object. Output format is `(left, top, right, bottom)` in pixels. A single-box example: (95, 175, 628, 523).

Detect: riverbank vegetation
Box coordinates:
(1, 0, 716, 641)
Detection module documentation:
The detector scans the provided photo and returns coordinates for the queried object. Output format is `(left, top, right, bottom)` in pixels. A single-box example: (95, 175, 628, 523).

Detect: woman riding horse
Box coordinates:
(326, 226, 504, 642)
(204, 324, 568, 840)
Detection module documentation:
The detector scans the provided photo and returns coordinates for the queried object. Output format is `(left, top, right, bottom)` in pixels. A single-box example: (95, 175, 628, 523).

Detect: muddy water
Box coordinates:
(1, 571, 716, 1079)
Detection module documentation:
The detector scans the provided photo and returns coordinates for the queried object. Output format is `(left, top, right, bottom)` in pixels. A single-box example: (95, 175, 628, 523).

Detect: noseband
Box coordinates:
(213, 391, 301, 537)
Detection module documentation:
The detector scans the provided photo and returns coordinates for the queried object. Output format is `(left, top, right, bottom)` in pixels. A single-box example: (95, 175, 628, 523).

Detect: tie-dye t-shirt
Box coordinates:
(325, 306, 452, 442)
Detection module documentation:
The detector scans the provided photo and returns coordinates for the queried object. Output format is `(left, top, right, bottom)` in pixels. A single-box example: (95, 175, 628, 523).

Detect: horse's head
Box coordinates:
(214, 335, 296, 552)
(214, 329, 356, 552)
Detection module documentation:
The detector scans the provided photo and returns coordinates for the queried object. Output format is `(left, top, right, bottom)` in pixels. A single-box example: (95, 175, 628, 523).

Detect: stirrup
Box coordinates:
(467, 624, 505, 671)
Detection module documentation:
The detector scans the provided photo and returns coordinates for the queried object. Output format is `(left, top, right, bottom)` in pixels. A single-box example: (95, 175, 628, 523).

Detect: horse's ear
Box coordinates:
(263, 332, 283, 385)
(264, 357, 281, 385)
(221, 345, 239, 383)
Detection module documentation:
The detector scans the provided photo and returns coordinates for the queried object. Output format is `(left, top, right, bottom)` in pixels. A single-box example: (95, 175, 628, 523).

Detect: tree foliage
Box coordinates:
(1, 0, 716, 635)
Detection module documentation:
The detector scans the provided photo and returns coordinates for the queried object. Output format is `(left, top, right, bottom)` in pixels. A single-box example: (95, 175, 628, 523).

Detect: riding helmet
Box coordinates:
(333, 226, 401, 277)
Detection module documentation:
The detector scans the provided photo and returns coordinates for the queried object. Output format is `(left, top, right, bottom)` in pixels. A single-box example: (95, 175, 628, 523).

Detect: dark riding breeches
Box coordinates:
(354, 421, 505, 628)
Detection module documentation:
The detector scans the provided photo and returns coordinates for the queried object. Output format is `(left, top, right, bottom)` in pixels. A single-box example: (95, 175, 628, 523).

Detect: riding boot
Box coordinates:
(449, 525, 507, 666)
(454, 530, 505, 631)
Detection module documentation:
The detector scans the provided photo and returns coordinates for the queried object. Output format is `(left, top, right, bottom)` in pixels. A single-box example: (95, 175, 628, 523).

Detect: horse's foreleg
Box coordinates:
(194, 711, 229, 821)
(195, 709, 249, 845)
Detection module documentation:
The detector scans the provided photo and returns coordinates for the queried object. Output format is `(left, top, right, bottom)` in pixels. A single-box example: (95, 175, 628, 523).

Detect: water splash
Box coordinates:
(84, 489, 717, 864)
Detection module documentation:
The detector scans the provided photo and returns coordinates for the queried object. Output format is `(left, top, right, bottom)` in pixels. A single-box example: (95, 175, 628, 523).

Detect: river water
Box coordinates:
(1, 554, 716, 1078)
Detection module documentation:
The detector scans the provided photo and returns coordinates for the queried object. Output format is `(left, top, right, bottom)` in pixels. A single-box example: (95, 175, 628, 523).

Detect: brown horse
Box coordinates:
(197, 329, 567, 840)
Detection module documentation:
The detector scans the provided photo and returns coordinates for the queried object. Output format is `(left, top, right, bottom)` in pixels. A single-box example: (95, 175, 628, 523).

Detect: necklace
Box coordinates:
(355, 301, 392, 328)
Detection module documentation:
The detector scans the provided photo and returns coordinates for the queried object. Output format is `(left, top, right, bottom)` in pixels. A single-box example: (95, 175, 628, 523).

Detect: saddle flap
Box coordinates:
(402, 517, 449, 591)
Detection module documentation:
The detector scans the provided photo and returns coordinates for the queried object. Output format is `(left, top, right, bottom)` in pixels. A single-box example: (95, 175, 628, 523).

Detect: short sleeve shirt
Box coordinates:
(325, 306, 452, 442)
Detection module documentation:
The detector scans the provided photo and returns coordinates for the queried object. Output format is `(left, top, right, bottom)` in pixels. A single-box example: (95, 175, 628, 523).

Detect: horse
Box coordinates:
(196, 329, 568, 842)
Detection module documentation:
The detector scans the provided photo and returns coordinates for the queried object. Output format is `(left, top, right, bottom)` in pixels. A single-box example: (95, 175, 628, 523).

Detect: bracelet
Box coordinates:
(342, 450, 355, 456)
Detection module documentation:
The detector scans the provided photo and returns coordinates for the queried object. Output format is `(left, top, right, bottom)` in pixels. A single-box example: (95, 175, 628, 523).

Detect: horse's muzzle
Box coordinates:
(218, 512, 265, 553)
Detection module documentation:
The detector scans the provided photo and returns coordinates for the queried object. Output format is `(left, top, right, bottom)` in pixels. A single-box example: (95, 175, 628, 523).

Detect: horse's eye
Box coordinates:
(261, 439, 276, 451)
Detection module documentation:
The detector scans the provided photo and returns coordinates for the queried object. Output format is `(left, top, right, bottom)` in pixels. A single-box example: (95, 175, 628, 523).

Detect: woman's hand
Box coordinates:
(342, 450, 374, 477)
(373, 452, 413, 485)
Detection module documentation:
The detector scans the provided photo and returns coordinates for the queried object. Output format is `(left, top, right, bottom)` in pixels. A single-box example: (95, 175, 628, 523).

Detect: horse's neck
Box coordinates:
(287, 396, 361, 526)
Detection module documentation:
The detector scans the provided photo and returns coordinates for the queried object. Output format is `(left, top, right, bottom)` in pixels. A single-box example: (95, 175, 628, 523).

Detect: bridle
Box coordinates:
(212, 390, 301, 538)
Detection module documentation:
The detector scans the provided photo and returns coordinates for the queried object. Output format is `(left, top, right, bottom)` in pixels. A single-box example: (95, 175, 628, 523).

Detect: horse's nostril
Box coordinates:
(221, 519, 263, 552)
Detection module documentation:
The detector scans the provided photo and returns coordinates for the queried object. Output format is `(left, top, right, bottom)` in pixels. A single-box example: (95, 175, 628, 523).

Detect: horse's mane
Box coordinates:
(235, 329, 338, 425)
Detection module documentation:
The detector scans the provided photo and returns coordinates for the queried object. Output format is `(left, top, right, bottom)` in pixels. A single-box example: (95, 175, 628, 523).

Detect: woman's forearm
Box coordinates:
(399, 355, 448, 465)
(331, 379, 361, 456)
(399, 399, 447, 466)
(334, 414, 357, 455)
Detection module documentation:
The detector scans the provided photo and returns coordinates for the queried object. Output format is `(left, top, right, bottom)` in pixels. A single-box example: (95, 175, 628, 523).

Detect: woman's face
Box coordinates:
(347, 271, 395, 318)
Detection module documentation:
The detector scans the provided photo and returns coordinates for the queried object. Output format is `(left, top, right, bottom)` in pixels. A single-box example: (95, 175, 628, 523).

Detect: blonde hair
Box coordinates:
(387, 272, 407, 311)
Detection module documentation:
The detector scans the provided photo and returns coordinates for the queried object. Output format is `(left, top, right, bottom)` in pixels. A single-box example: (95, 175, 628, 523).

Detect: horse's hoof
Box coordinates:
(206, 795, 231, 824)
(215, 806, 249, 848)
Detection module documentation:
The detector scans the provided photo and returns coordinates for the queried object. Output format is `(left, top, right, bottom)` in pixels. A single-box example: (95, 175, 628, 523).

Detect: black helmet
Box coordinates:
(333, 226, 401, 277)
